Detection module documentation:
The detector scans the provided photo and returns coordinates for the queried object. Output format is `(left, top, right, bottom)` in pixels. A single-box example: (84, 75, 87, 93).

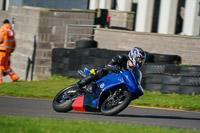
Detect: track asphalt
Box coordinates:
(0, 96, 200, 130)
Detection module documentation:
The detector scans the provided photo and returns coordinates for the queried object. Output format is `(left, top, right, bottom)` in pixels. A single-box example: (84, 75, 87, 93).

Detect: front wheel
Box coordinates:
(52, 84, 80, 112)
(100, 89, 133, 116)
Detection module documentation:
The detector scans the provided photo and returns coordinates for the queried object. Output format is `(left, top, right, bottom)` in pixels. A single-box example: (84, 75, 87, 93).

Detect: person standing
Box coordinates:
(0, 19, 19, 84)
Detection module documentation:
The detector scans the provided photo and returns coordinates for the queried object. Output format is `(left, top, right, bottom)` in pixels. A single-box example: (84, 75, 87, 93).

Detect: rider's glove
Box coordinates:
(89, 69, 97, 75)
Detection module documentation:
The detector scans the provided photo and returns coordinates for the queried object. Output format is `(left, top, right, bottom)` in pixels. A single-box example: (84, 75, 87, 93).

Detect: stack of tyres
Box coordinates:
(153, 54, 181, 64)
(179, 66, 200, 94)
(142, 64, 165, 92)
(141, 54, 181, 92)
(52, 48, 129, 78)
(161, 65, 181, 94)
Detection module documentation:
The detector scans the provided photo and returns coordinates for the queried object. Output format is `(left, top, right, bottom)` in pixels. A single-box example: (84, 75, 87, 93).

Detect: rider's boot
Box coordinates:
(76, 81, 84, 92)
(76, 75, 96, 93)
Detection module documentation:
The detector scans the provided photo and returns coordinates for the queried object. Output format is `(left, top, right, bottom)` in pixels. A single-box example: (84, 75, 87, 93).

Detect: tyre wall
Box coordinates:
(52, 48, 128, 77)
(142, 64, 200, 95)
(52, 48, 200, 95)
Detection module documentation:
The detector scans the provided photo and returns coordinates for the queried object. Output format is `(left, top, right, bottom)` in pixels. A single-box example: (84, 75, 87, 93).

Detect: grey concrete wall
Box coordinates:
(35, 8, 95, 80)
(94, 28, 200, 65)
(0, 10, 8, 24)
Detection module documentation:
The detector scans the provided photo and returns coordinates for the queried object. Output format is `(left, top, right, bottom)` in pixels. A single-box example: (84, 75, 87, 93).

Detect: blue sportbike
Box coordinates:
(52, 68, 144, 116)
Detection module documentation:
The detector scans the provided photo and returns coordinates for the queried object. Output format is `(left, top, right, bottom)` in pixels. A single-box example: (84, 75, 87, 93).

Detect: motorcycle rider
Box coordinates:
(77, 47, 146, 97)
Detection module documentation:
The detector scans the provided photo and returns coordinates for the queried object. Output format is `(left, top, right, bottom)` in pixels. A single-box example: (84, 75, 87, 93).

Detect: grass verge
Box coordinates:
(0, 115, 199, 133)
(0, 75, 79, 99)
(132, 91, 200, 111)
(0, 75, 200, 111)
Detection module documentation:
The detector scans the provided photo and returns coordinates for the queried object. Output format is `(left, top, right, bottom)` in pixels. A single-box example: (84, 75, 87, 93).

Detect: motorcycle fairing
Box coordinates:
(83, 83, 102, 112)
(96, 73, 124, 91)
(96, 71, 137, 93)
(72, 95, 85, 111)
(83, 93, 100, 112)
(73, 70, 138, 112)
(72, 83, 102, 112)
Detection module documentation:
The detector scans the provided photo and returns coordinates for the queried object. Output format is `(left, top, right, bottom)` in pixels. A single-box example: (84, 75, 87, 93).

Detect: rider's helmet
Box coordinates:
(128, 47, 146, 68)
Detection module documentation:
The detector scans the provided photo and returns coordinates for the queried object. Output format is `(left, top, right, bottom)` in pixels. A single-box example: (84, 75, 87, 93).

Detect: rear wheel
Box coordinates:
(100, 88, 133, 116)
(52, 84, 80, 112)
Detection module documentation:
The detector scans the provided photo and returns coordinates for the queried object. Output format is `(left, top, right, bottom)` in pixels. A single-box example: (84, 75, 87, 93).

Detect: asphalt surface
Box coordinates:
(0, 96, 200, 130)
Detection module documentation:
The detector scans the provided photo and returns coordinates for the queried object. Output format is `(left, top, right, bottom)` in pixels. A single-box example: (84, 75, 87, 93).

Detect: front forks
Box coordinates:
(107, 88, 124, 106)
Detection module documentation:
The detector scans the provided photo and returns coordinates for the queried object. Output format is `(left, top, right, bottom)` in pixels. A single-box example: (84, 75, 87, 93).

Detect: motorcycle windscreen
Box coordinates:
(72, 95, 85, 111)
(122, 71, 137, 92)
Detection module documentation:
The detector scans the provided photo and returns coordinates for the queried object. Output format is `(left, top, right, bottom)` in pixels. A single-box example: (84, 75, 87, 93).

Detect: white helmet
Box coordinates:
(128, 47, 146, 68)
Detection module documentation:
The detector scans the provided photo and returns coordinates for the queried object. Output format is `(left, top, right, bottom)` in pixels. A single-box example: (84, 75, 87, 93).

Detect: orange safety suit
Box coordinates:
(0, 23, 19, 83)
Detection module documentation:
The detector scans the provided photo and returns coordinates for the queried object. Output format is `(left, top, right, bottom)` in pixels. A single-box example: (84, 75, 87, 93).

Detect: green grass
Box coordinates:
(0, 115, 199, 133)
(132, 91, 200, 111)
(0, 75, 200, 111)
(0, 75, 79, 99)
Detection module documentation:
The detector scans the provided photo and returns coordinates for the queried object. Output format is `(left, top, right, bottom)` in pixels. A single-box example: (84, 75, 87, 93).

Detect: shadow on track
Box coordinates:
(116, 114, 200, 121)
(66, 111, 200, 121)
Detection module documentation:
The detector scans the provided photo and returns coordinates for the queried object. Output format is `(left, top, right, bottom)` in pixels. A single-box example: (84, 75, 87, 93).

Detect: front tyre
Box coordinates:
(100, 89, 133, 116)
(52, 84, 79, 112)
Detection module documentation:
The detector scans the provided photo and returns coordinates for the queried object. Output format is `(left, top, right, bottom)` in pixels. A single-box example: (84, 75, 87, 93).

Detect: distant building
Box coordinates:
(1, 0, 89, 10)
(1, 0, 199, 36)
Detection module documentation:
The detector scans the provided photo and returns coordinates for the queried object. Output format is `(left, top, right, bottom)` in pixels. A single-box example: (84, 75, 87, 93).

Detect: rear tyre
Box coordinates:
(100, 89, 132, 116)
(52, 84, 79, 112)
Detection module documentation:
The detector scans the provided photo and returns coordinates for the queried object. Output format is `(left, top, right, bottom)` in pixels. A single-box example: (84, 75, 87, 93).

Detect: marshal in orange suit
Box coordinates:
(0, 19, 19, 84)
